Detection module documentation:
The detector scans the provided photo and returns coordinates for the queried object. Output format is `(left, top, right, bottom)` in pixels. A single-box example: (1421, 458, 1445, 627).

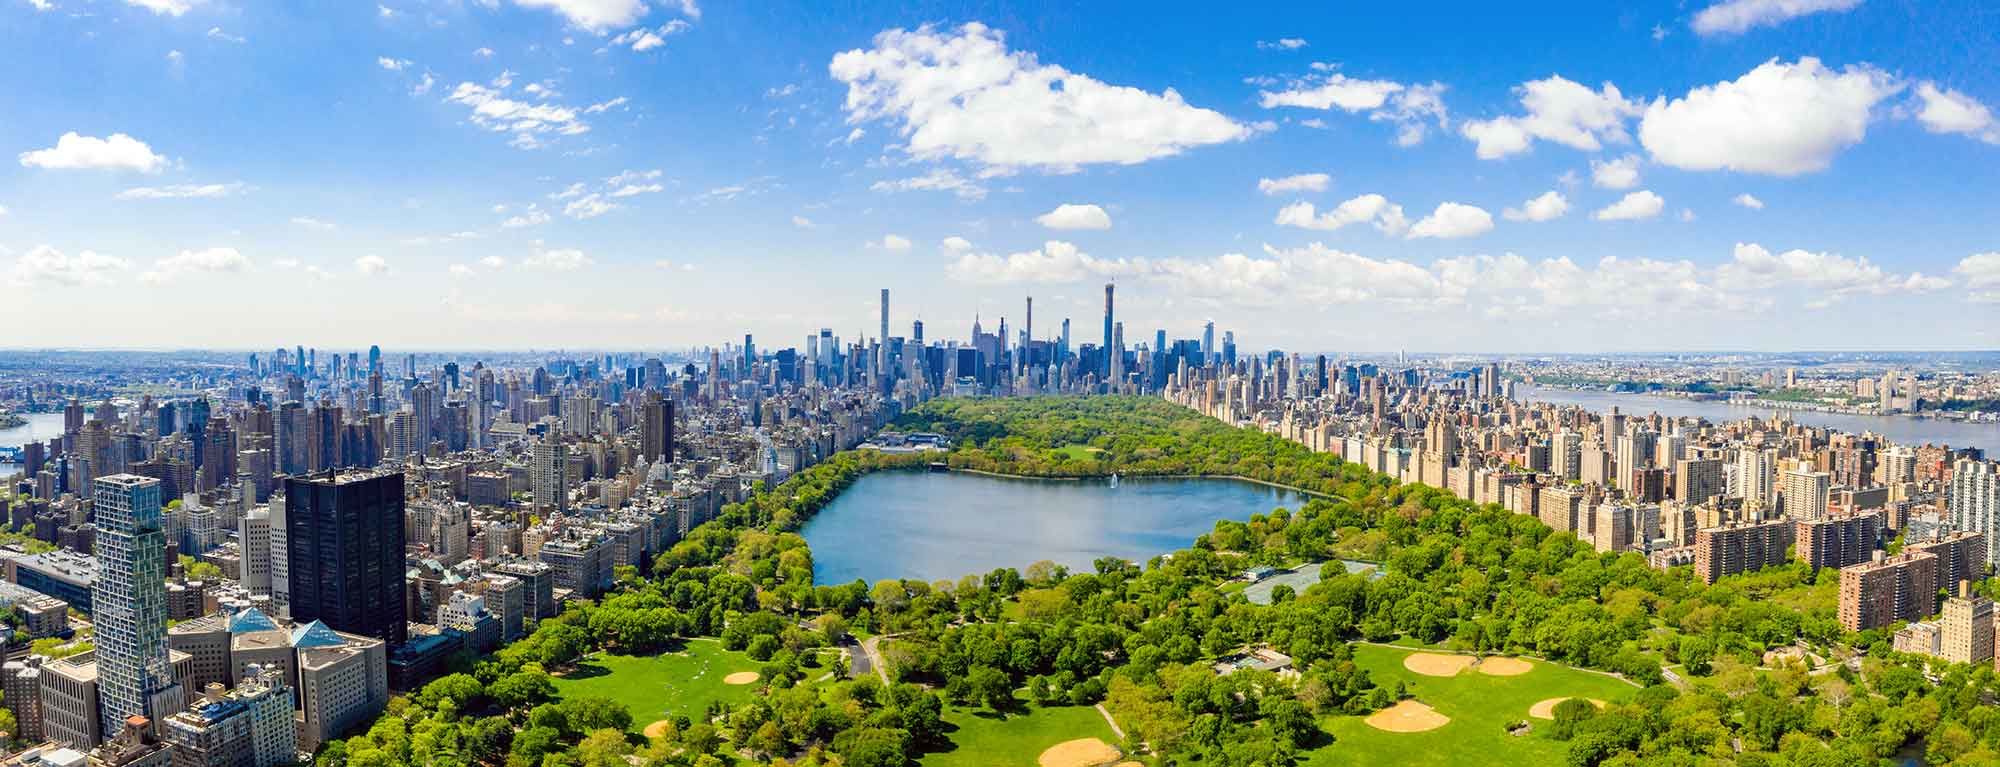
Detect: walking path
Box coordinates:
(1094, 703, 1126, 740)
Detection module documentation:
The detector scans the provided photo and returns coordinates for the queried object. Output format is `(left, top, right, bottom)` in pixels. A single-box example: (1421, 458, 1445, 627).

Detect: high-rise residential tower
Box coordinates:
(91, 474, 183, 738)
(1102, 283, 1114, 379)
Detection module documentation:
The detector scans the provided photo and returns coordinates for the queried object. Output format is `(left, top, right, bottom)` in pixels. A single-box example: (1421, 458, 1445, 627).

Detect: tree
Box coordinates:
(490, 670, 557, 710)
(966, 665, 1013, 712)
(574, 728, 633, 767)
(417, 673, 484, 711)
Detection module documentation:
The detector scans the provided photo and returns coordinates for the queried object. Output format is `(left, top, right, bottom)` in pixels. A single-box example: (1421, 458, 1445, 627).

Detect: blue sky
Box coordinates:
(2, 0, 1996, 352)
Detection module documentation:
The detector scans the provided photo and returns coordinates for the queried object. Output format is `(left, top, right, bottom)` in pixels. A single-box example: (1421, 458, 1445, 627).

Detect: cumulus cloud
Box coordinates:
(870, 169, 986, 200)
(1590, 154, 1642, 189)
(947, 240, 1145, 284)
(523, 247, 592, 270)
(1912, 82, 2000, 144)
(1034, 203, 1112, 230)
(831, 23, 1250, 172)
(141, 247, 248, 283)
(942, 236, 973, 253)
(791, 215, 814, 229)
(1460, 76, 1638, 159)
(1639, 57, 1897, 175)
(115, 182, 244, 200)
(1953, 253, 2000, 299)
(377, 56, 411, 71)
(446, 80, 591, 149)
(205, 27, 247, 44)
(1593, 190, 1666, 220)
(19, 132, 167, 173)
(1732, 193, 1766, 209)
(513, 0, 648, 31)
(1502, 191, 1569, 222)
(6, 245, 131, 287)
(876, 234, 912, 251)
(1257, 173, 1330, 195)
(354, 255, 389, 276)
(1721, 242, 1947, 306)
(1274, 194, 1409, 235)
(1259, 70, 1449, 145)
(1407, 202, 1494, 239)
(563, 194, 619, 219)
(1257, 38, 1308, 50)
(1691, 0, 1862, 36)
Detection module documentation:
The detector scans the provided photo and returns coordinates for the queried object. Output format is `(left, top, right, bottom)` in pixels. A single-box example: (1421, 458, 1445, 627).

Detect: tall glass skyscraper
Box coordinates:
(92, 474, 182, 737)
(283, 471, 408, 645)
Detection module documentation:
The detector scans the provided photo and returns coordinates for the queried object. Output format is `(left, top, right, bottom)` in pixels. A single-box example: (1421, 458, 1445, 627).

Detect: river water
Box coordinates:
(802, 470, 1307, 585)
(1520, 385, 2000, 454)
(0, 412, 65, 452)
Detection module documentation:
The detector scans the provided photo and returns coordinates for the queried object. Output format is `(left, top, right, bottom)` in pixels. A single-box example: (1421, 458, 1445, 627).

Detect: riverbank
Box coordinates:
(943, 466, 1339, 500)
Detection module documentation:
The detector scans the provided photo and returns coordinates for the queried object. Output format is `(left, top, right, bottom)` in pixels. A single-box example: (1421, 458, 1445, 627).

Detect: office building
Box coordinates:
(282, 472, 407, 645)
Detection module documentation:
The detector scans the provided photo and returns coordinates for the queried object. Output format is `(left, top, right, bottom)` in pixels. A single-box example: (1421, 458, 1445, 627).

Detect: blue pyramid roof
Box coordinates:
(228, 607, 279, 634)
(290, 620, 346, 648)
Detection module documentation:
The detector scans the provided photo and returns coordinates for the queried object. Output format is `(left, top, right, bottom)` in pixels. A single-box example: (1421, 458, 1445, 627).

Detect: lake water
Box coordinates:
(1520, 385, 2000, 455)
(801, 471, 1308, 585)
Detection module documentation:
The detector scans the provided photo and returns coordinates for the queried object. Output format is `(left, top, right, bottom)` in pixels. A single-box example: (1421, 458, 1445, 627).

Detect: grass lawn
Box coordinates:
(1301, 644, 1638, 767)
(922, 702, 1120, 767)
(1052, 444, 1103, 461)
(553, 639, 804, 730)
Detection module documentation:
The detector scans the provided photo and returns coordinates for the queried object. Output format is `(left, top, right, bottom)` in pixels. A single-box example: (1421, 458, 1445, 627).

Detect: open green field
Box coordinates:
(1302, 644, 1638, 766)
(553, 639, 795, 730)
(1052, 444, 1104, 461)
(921, 702, 1122, 767)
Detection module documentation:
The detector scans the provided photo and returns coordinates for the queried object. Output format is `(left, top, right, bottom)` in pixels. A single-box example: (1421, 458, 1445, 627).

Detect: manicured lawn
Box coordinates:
(552, 639, 791, 730)
(1052, 444, 1103, 461)
(922, 703, 1121, 767)
(1301, 644, 1638, 767)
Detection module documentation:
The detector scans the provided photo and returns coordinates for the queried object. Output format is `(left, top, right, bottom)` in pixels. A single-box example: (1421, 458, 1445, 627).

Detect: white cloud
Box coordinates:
(942, 236, 973, 253)
(1590, 153, 1642, 189)
(377, 4, 395, 18)
(377, 56, 411, 71)
(205, 27, 247, 43)
(290, 216, 337, 230)
(447, 81, 591, 149)
(1034, 203, 1112, 230)
(791, 215, 814, 229)
(6, 246, 131, 287)
(26, 0, 52, 11)
(1593, 190, 1666, 220)
(1691, 0, 1862, 36)
(1257, 38, 1309, 50)
(584, 96, 629, 113)
(563, 194, 619, 219)
(473, 47, 495, 57)
(19, 132, 167, 173)
(1460, 75, 1638, 159)
(877, 234, 912, 251)
(831, 22, 1250, 172)
(1273, 194, 1409, 235)
(412, 73, 436, 96)
(1953, 252, 2000, 289)
(1912, 82, 2000, 144)
(946, 240, 1145, 284)
(608, 183, 663, 197)
(115, 182, 244, 200)
(449, 264, 475, 277)
(870, 169, 986, 200)
(1259, 71, 1448, 146)
(513, 0, 647, 31)
(401, 231, 482, 246)
(141, 246, 248, 283)
(1721, 242, 1947, 306)
(123, 0, 199, 15)
(1257, 173, 1330, 195)
(1732, 193, 1766, 209)
(354, 255, 389, 275)
(524, 247, 592, 270)
(1407, 202, 1494, 239)
(1502, 191, 1569, 222)
(1638, 57, 1897, 176)
(481, 255, 507, 269)
(610, 20, 688, 51)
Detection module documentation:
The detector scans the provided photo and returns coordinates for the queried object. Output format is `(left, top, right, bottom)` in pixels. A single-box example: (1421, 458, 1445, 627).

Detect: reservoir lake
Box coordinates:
(801, 470, 1308, 585)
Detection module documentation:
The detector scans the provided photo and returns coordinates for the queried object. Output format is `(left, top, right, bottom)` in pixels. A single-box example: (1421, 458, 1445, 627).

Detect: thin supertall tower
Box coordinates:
(1102, 283, 1114, 378)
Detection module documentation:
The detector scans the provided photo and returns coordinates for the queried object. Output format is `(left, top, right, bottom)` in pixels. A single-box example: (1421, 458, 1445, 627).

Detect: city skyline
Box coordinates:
(3, 1, 1999, 351)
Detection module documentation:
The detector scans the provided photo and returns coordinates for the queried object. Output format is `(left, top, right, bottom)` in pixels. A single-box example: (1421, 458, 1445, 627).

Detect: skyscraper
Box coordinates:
(1949, 459, 1999, 563)
(1102, 283, 1114, 379)
(283, 471, 408, 645)
(92, 474, 182, 738)
(640, 394, 674, 464)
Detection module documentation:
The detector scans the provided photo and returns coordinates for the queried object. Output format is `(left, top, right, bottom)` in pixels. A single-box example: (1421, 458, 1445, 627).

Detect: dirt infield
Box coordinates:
(1364, 699, 1451, 732)
(642, 720, 673, 739)
(722, 671, 761, 685)
(1477, 657, 1535, 676)
(1037, 737, 1123, 767)
(1402, 652, 1476, 676)
(1527, 697, 1606, 720)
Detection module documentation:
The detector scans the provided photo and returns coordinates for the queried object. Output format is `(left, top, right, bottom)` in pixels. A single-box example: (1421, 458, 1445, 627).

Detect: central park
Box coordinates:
(321, 397, 2000, 767)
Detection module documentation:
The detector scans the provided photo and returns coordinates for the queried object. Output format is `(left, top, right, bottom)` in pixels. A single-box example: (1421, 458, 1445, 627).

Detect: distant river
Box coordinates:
(1520, 385, 2000, 454)
(802, 471, 1308, 585)
(0, 412, 65, 453)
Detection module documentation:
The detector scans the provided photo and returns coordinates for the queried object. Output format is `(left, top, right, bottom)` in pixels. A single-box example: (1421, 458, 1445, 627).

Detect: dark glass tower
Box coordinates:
(284, 471, 407, 645)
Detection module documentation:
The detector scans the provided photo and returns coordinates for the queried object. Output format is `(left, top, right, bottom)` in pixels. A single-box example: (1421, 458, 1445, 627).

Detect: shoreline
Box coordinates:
(939, 465, 1339, 500)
